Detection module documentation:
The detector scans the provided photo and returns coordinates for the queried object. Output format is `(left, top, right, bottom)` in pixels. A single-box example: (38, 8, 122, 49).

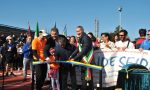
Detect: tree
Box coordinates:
(114, 25, 123, 35)
(109, 25, 123, 41)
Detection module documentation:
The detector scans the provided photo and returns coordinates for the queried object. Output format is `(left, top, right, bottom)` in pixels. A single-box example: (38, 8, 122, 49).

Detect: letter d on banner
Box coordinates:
(140, 58, 148, 67)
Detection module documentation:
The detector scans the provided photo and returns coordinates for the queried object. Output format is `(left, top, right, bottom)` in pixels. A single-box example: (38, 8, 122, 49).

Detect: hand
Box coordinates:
(121, 47, 126, 51)
(139, 48, 143, 52)
(45, 57, 50, 61)
(117, 47, 126, 51)
(45, 57, 51, 63)
(39, 59, 44, 64)
(68, 56, 72, 60)
(69, 58, 74, 67)
(69, 58, 74, 61)
(8, 47, 11, 51)
(105, 43, 110, 48)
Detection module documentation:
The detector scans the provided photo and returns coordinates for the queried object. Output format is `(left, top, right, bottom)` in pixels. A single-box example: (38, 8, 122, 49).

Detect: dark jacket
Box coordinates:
(55, 44, 76, 61)
(3, 43, 17, 59)
(44, 35, 56, 58)
(70, 32, 92, 62)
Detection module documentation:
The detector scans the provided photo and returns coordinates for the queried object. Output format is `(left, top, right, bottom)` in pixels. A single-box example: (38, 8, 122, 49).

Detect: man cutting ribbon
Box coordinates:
(70, 26, 94, 90)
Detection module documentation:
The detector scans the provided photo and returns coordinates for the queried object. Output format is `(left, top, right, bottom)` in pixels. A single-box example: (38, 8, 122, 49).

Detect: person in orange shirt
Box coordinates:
(32, 30, 48, 90)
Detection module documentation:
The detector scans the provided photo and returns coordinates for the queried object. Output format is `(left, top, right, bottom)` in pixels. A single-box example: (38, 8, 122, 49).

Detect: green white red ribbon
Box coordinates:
(78, 43, 94, 81)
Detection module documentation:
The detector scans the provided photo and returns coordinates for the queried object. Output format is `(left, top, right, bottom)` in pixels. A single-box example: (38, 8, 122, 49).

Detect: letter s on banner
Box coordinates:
(119, 56, 126, 67)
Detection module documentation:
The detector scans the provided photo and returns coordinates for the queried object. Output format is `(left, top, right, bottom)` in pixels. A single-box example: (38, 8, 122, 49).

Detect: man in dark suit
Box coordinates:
(70, 26, 94, 90)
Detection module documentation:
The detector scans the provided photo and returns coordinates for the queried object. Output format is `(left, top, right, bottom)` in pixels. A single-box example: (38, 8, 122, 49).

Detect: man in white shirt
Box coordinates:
(115, 30, 135, 51)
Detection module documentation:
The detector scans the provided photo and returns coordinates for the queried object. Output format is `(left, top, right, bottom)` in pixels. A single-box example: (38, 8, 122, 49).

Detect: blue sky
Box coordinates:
(0, 0, 150, 40)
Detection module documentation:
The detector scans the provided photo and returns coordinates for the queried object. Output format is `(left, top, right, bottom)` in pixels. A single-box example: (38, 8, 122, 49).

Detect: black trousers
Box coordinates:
(81, 67, 94, 90)
(60, 65, 77, 90)
(35, 63, 47, 90)
(17, 54, 23, 68)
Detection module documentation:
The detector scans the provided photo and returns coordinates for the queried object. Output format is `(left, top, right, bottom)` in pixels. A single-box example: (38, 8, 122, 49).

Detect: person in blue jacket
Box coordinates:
(22, 36, 32, 81)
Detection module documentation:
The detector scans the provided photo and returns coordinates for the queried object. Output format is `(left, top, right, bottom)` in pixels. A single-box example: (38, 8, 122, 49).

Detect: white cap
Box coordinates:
(6, 35, 12, 40)
(39, 30, 48, 36)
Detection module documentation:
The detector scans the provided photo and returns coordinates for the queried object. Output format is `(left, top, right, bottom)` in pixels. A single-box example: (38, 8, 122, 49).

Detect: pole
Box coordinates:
(118, 7, 122, 30)
(2, 56, 5, 90)
(97, 19, 99, 38)
(95, 19, 97, 37)
(31, 65, 35, 90)
(119, 10, 122, 30)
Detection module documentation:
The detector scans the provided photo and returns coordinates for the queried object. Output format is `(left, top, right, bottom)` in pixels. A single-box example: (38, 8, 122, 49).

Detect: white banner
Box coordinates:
(94, 49, 150, 87)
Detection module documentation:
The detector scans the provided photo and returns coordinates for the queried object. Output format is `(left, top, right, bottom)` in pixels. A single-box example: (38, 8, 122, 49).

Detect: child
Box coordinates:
(44, 35, 77, 90)
(48, 48, 60, 90)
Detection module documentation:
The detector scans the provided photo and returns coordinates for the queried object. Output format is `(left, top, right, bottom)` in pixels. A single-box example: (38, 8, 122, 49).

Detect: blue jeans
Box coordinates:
(23, 58, 32, 79)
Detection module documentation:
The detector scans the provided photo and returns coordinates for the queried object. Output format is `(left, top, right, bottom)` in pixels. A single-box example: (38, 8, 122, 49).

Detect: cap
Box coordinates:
(6, 35, 12, 40)
(39, 30, 48, 36)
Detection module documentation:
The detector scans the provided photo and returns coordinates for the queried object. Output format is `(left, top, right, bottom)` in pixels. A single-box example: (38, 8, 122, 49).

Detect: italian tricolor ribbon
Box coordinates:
(78, 43, 94, 81)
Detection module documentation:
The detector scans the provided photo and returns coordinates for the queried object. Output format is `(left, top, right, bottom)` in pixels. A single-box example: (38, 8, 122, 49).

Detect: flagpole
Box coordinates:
(118, 7, 122, 30)
(28, 21, 31, 36)
(54, 22, 56, 28)
(119, 9, 122, 30)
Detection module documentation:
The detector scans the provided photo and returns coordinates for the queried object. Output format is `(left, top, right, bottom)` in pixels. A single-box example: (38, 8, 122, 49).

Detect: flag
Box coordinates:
(54, 22, 56, 28)
(35, 22, 39, 37)
(63, 25, 67, 36)
(28, 22, 31, 36)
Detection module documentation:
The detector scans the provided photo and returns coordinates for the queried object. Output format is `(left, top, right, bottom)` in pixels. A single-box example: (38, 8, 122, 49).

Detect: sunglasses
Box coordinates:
(147, 34, 150, 36)
(119, 35, 125, 36)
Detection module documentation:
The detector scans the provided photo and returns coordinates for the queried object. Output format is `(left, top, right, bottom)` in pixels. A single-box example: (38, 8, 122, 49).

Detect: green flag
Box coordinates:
(35, 22, 39, 37)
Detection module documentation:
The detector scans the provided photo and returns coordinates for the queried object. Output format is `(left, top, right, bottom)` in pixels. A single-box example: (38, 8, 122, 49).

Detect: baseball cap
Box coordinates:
(6, 35, 12, 40)
(39, 30, 48, 36)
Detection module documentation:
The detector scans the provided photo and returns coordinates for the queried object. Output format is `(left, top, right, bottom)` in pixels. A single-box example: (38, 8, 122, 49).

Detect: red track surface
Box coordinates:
(0, 70, 50, 90)
(0, 70, 114, 90)
(0, 70, 32, 90)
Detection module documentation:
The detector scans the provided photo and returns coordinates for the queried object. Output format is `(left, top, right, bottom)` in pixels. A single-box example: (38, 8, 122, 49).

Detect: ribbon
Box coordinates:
(32, 60, 103, 70)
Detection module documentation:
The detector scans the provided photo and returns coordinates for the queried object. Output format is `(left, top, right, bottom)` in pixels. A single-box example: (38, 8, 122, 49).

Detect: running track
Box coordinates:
(0, 70, 50, 90)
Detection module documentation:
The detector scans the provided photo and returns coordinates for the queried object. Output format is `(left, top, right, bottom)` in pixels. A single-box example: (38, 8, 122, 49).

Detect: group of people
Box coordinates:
(32, 26, 95, 90)
(31, 27, 150, 90)
(91, 28, 150, 51)
(0, 25, 150, 90)
(0, 34, 32, 80)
